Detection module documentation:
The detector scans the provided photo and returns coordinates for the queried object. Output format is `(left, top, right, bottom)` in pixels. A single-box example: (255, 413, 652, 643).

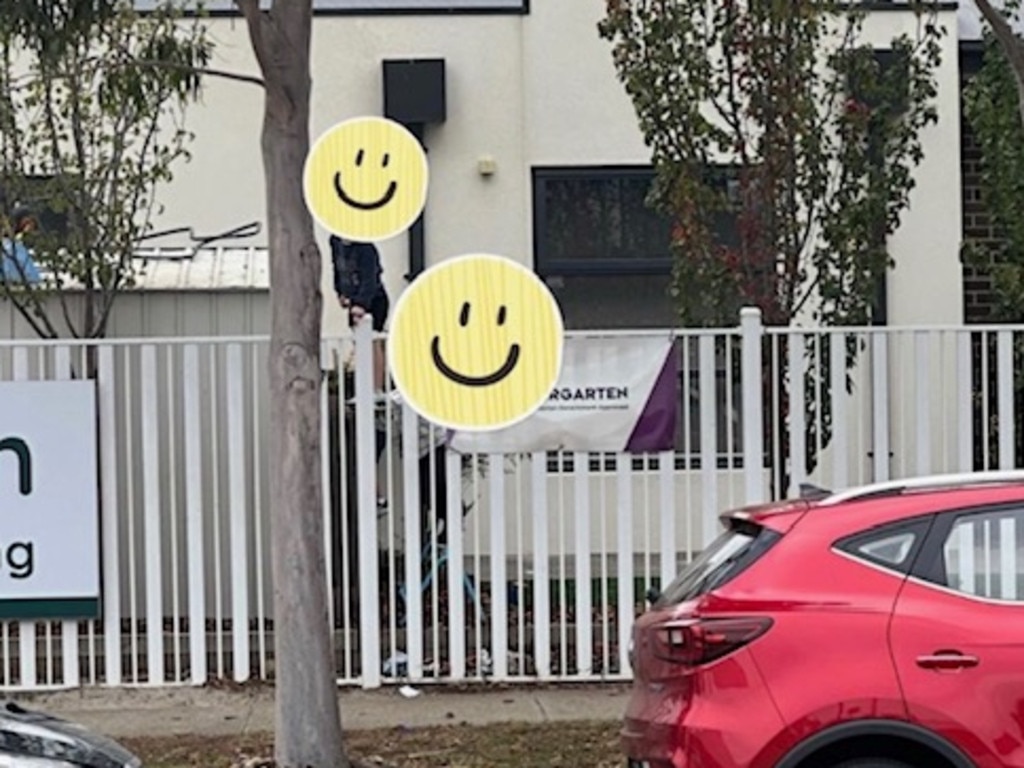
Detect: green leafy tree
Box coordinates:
(599, 0, 944, 493)
(964, 0, 1024, 319)
(962, 1, 1024, 469)
(599, 0, 943, 328)
(0, 1, 211, 339)
(971, 0, 1024, 130)
(0, 4, 346, 764)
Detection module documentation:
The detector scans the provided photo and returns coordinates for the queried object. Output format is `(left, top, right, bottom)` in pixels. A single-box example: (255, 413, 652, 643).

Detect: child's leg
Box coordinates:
(372, 339, 386, 393)
(371, 293, 391, 506)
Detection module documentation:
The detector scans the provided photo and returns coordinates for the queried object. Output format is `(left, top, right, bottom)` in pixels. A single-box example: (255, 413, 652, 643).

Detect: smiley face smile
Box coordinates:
(332, 148, 398, 211)
(333, 172, 397, 211)
(430, 301, 521, 386)
(431, 336, 521, 387)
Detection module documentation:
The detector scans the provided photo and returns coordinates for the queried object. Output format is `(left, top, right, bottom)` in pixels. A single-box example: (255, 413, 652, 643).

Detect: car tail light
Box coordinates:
(652, 616, 772, 667)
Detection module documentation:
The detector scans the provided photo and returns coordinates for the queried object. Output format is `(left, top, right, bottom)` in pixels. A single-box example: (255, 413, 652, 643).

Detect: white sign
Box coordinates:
(0, 381, 99, 620)
(449, 334, 678, 454)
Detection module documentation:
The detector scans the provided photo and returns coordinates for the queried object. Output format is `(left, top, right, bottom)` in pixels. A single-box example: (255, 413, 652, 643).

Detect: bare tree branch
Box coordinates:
(132, 58, 265, 88)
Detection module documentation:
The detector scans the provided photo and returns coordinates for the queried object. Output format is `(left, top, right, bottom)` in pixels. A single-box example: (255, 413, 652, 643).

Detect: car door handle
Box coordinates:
(916, 652, 980, 671)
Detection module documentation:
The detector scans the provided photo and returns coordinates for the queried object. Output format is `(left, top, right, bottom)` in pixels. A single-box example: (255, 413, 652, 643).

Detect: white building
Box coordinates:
(138, 0, 965, 339)
(0, 1, 1009, 691)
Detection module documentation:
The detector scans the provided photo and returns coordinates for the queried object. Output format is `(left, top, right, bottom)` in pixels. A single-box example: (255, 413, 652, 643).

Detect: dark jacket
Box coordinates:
(330, 236, 385, 310)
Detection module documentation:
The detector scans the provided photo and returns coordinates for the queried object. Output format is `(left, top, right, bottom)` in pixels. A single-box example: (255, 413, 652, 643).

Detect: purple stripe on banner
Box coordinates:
(625, 344, 678, 454)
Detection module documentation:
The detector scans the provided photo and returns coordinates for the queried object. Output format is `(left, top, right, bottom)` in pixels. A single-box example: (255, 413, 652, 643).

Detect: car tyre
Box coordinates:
(833, 760, 914, 768)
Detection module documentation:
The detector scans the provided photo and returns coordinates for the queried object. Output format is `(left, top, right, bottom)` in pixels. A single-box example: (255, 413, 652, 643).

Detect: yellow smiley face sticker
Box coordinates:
(303, 116, 429, 242)
(388, 254, 565, 432)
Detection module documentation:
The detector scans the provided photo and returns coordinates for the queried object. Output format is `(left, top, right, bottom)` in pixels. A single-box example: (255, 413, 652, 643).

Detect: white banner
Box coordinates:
(449, 334, 677, 454)
(0, 381, 100, 620)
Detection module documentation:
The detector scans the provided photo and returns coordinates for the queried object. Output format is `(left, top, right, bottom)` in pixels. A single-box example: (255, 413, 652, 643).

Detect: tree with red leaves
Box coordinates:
(600, 1, 944, 492)
(599, 0, 944, 328)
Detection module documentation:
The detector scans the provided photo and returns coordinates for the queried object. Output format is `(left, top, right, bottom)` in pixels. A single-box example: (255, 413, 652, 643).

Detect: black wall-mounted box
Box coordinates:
(383, 59, 446, 126)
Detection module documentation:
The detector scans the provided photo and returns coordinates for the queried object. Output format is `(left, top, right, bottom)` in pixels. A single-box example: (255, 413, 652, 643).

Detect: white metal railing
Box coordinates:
(0, 309, 1021, 690)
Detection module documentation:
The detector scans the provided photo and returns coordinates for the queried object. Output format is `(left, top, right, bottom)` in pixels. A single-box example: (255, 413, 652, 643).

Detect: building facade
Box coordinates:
(145, 0, 964, 338)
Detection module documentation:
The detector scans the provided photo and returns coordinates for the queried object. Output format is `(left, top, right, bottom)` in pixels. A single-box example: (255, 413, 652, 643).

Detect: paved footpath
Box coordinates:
(12, 683, 632, 740)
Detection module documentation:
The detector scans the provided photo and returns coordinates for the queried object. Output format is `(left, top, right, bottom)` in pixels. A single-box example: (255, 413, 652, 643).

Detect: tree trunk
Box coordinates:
(237, 2, 347, 766)
(974, 0, 1024, 130)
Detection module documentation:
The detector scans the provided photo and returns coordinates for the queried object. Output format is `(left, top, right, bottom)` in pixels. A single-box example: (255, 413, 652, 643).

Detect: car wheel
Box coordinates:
(833, 760, 914, 768)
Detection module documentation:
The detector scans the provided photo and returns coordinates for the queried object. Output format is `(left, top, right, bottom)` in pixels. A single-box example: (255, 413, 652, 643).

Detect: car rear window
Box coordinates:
(834, 517, 933, 575)
(654, 519, 781, 607)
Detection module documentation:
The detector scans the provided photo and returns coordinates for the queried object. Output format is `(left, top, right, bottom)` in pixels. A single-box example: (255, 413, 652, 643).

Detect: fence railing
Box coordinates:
(0, 309, 1020, 690)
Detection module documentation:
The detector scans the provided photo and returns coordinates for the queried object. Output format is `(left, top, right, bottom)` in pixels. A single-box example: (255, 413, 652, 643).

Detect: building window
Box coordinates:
(135, 0, 527, 14)
(533, 166, 672, 278)
(532, 166, 742, 469)
(532, 165, 744, 330)
(532, 166, 676, 331)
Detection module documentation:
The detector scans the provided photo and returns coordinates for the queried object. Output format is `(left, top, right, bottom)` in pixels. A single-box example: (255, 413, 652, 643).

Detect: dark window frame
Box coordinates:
(532, 163, 747, 277)
(532, 165, 674, 277)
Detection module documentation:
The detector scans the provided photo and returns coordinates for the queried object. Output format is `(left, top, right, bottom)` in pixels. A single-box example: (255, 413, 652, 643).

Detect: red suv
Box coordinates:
(622, 472, 1024, 768)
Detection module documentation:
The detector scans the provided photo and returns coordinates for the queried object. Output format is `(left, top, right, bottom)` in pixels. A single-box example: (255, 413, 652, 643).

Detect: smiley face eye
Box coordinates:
(355, 149, 365, 166)
(459, 302, 507, 327)
(382, 153, 390, 168)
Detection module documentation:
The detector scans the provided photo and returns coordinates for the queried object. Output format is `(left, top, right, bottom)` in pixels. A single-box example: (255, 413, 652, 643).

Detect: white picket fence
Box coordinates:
(0, 308, 1019, 690)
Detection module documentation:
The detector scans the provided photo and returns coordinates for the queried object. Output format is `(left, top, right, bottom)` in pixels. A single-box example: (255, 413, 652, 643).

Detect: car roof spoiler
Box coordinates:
(798, 483, 833, 500)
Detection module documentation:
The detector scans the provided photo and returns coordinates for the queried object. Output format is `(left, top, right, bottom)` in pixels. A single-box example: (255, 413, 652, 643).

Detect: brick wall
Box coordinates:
(961, 45, 1004, 323)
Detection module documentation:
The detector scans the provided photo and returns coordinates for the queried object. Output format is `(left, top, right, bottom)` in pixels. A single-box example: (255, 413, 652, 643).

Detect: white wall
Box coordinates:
(155, 12, 542, 339)
(152, 2, 965, 340)
(861, 9, 964, 325)
(958, 0, 1024, 40)
(0, 292, 268, 339)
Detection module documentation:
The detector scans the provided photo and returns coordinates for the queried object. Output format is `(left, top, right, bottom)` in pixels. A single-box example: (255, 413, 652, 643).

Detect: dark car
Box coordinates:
(0, 699, 140, 767)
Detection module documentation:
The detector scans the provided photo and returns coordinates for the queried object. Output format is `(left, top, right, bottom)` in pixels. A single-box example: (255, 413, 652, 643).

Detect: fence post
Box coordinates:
(740, 307, 766, 505)
(354, 318, 381, 688)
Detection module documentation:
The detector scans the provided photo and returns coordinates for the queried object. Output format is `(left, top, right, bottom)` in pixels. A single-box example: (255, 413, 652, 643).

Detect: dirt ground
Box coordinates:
(123, 720, 623, 768)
